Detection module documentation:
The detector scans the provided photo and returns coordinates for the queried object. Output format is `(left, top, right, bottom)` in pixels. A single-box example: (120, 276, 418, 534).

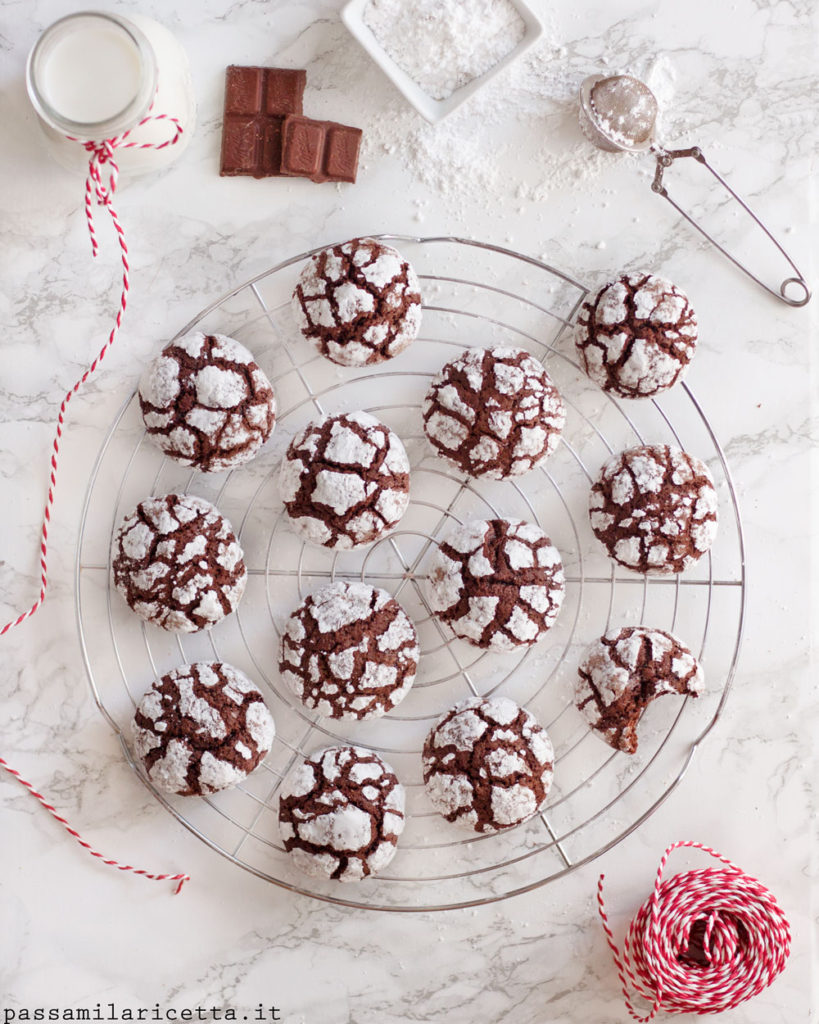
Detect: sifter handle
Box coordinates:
(650, 146, 811, 307)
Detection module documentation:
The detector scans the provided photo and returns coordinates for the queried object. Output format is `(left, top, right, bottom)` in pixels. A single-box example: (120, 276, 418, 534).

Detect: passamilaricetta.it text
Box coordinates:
(3, 1008, 282, 1022)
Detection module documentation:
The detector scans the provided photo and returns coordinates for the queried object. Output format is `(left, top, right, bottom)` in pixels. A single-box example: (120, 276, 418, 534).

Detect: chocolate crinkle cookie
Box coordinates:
(423, 696, 554, 834)
(422, 346, 566, 479)
(589, 444, 718, 575)
(132, 662, 275, 795)
(138, 331, 276, 472)
(427, 518, 565, 652)
(279, 745, 405, 882)
(292, 237, 422, 367)
(280, 581, 419, 720)
(576, 273, 698, 398)
(280, 410, 411, 549)
(112, 493, 247, 632)
(575, 626, 704, 754)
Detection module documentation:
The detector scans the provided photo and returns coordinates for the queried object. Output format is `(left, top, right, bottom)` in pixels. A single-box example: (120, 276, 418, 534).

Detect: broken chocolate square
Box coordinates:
(281, 116, 362, 184)
(220, 66, 306, 177)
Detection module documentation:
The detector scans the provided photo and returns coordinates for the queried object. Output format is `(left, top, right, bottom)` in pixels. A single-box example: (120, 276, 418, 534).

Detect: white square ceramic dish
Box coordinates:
(341, 0, 544, 124)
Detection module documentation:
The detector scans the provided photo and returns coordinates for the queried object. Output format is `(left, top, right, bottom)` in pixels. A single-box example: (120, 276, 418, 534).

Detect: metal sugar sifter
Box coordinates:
(578, 74, 811, 307)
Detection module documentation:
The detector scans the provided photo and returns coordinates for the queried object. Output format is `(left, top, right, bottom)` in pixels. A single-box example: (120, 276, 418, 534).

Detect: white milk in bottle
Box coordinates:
(26, 11, 196, 175)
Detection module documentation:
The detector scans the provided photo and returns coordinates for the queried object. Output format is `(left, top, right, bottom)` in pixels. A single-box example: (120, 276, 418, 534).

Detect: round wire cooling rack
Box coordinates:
(75, 235, 746, 912)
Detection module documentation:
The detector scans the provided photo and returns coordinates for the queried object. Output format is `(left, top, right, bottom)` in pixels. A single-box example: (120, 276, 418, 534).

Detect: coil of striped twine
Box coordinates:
(1, 111, 189, 893)
(597, 841, 791, 1021)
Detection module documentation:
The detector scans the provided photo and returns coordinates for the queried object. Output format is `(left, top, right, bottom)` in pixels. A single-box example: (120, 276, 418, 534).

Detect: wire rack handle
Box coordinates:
(650, 146, 811, 308)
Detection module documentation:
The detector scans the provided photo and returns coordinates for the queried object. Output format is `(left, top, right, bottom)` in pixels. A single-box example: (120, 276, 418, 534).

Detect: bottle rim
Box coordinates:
(26, 11, 158, 142)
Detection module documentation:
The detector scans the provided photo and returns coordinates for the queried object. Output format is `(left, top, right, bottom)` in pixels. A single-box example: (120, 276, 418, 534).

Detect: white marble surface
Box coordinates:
(0, 0, 816, 1020)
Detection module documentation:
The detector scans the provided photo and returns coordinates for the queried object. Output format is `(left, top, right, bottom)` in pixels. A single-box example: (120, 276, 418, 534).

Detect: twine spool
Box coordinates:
(1, 113, 188, 893)
(597, 841, 791, 1021)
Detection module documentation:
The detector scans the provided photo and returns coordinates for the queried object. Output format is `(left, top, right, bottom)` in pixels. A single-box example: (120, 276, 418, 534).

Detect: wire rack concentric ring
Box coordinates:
(75, 236, 745, 911)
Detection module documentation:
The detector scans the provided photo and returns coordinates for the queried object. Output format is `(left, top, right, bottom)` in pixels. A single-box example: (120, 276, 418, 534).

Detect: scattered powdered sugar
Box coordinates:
(363, 0, 525, 101)
(360, 39, 679, 220)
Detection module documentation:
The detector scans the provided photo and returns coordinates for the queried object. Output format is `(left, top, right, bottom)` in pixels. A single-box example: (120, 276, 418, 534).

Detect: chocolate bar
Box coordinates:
(220, 66, 306, 177)
(281, 116, 362, 184)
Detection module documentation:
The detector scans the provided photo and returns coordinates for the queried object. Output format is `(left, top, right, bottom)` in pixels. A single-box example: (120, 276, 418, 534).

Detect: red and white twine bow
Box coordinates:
(1, 110, 189, 893)
(597, 841, 791, 1020)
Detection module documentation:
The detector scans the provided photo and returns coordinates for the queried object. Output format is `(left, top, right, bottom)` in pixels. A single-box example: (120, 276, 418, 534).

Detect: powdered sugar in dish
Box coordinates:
(363, 0, 526, 101)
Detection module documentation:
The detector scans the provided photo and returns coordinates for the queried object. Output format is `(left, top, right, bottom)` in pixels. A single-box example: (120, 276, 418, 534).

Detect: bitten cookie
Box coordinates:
(427, 518, 565, 651)
(279, 582, 419, 720)
(138, 331, 277, 472)
(278, 745, 405, 881)
(280, 411, 411, 549)
(132, 662, 275, 795)
(422, 346, 566, 479)
(112, 493, 247, 632)
(423, 696, 554, 834)
(292, 238, 422, 366)
(575, 626, 704, 753)
(589, 444, 718, 574)
(576, 273, 698, 398)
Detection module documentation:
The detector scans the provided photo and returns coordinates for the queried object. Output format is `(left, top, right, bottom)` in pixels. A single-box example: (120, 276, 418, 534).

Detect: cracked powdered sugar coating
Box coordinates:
(278, 745, 405, 882)
(576, 626, 704, 754)
(427, 518, 565, 651)
(279, 581, 419, 720)
(423, 696, 553, 833)
(132, 662, 275, 795)
(423, 346, 565, 479)
(112, 493, 247, 632)
(589, 445, 718, 575)
(280, 411, 411, 549)
(292, 238, 422, 367)
(138, 332, 277, 472)
(576, 273, 698, 398)
(363, 0, 525, 101)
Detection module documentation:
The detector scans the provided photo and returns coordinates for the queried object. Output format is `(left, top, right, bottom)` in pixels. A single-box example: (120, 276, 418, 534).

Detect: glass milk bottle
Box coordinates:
(26, 11, 196, 175)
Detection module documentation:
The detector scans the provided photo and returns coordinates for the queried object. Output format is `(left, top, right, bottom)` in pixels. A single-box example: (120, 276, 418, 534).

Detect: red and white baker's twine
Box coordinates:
(597, 840, 791, 1020)
(0, 756, 188, 893)
(1, 110, 189, 893)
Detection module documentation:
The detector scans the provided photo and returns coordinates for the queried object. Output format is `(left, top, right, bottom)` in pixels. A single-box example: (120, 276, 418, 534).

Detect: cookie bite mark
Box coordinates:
(280, 411, 411, 549)
(576, 273, 698, 399)
(575, 626, 704, 753)
(427, 518, 565, 651)
(589, 444, 718, 575)
(292, 238, 422, 367)
(278, 745, 405, 881)
(423, 696, 554, 833)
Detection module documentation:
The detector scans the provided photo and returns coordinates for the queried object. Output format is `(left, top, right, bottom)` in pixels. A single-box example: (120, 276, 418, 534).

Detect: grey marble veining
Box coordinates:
(0, 0, 816, 1021)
